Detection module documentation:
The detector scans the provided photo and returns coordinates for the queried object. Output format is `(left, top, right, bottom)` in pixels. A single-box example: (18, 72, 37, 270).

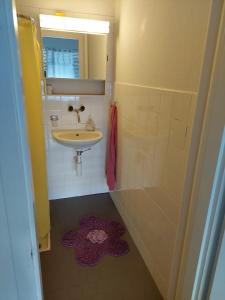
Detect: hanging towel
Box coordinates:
(106, 103, 117, 191)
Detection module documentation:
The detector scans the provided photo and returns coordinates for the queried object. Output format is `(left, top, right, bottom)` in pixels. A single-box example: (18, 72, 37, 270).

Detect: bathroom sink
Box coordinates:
(52, 129, 103, 149)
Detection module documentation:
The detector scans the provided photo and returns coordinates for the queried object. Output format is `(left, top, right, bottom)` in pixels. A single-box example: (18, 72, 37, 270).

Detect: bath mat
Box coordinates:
(62, 216, 129, 266)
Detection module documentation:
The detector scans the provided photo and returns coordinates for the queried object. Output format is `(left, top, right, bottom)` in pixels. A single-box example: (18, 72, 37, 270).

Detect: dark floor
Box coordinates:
(41, 193, 163, 300)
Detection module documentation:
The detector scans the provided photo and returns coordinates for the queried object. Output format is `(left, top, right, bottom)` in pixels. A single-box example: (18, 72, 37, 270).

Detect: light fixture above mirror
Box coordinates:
(39, 14, 110, 34)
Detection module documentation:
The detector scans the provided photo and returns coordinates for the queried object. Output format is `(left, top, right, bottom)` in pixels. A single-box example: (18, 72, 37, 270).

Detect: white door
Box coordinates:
(0, 0, 42, 299)
(209, 219, 225, 299)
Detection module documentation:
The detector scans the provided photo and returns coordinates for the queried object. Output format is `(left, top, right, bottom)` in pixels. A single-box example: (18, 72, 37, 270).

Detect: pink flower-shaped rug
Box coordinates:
(62, 216, 129, 266)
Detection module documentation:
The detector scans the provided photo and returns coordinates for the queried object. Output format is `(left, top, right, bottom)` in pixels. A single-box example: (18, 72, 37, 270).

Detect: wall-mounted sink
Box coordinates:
(52, 129, 103, 150)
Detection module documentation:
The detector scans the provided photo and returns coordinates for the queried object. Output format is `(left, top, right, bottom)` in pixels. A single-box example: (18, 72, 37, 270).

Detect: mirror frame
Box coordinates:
(38, 14, 113, 96)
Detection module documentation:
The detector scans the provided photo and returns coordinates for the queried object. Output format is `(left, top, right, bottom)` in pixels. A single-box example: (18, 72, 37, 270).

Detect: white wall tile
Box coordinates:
(169, 119, 187, 150)
(44, 96, 110, 199)
(172, 93, 192, 123)
(112, 82, 196, 297)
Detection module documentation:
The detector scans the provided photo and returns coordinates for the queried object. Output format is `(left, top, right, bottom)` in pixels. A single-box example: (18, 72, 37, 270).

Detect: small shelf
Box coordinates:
(46, 78, 105, 96)
(48, 93, 105, 96)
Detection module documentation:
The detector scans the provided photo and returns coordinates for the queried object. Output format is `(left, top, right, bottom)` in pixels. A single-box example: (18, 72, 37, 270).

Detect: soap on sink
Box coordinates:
(85, 115, 95, 131)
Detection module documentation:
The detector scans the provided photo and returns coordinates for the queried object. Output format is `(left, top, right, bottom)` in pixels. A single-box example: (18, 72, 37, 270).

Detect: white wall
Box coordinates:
(16, 0, 115, 17)
(112, 0, 212, 298)
(115, 0, 211, 92)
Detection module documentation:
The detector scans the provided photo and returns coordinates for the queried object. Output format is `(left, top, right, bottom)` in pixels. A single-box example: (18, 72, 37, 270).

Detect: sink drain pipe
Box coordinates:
(74, 148, 91, 176)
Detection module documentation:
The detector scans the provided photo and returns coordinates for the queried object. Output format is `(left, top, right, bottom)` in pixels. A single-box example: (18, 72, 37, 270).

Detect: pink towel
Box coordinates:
(106, 103, 117, 191)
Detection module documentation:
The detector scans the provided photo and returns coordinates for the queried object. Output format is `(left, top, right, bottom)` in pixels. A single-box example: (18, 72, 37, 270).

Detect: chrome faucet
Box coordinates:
(68, 105, 85, 123)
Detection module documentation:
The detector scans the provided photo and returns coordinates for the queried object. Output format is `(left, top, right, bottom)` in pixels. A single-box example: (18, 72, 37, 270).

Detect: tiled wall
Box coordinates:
(44, 95, 110, 199)
(111, 83, 196, 297)
(113, 0, 211, 297)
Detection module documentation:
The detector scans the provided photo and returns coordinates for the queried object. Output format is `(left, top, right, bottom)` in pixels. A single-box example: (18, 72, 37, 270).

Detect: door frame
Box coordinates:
(168, 0, 224, 297)
(0, 0, 42, 299)
(208, 212, 225, 299)
(172, 1, 225, 299)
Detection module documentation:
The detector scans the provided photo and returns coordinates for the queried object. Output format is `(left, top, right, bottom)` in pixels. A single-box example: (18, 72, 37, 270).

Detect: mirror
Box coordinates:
(41, 30, 107, 81)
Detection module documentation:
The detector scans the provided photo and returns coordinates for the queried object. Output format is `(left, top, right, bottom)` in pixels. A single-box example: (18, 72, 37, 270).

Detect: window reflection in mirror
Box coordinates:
(43, 37, 80, 79)
(41, 30, 107, 81)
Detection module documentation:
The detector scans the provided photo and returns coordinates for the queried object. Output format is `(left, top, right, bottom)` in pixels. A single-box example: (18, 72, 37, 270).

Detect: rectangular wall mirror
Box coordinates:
(39, 15, 111, 95)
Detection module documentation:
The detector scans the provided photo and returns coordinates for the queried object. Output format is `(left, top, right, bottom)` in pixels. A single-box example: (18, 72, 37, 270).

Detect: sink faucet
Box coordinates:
(68, 105, 85, 123)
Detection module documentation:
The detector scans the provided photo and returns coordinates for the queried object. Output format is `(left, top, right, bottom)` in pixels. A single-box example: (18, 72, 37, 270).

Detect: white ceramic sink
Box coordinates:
(52, 129, 103, 149)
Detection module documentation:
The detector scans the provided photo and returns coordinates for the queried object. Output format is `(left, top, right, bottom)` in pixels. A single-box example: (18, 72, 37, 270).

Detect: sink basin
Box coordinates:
(52, 129, 103, 149)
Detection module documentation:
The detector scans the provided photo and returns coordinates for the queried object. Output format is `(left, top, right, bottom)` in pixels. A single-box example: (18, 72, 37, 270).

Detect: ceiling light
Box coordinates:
(39, 14, 110, 34)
